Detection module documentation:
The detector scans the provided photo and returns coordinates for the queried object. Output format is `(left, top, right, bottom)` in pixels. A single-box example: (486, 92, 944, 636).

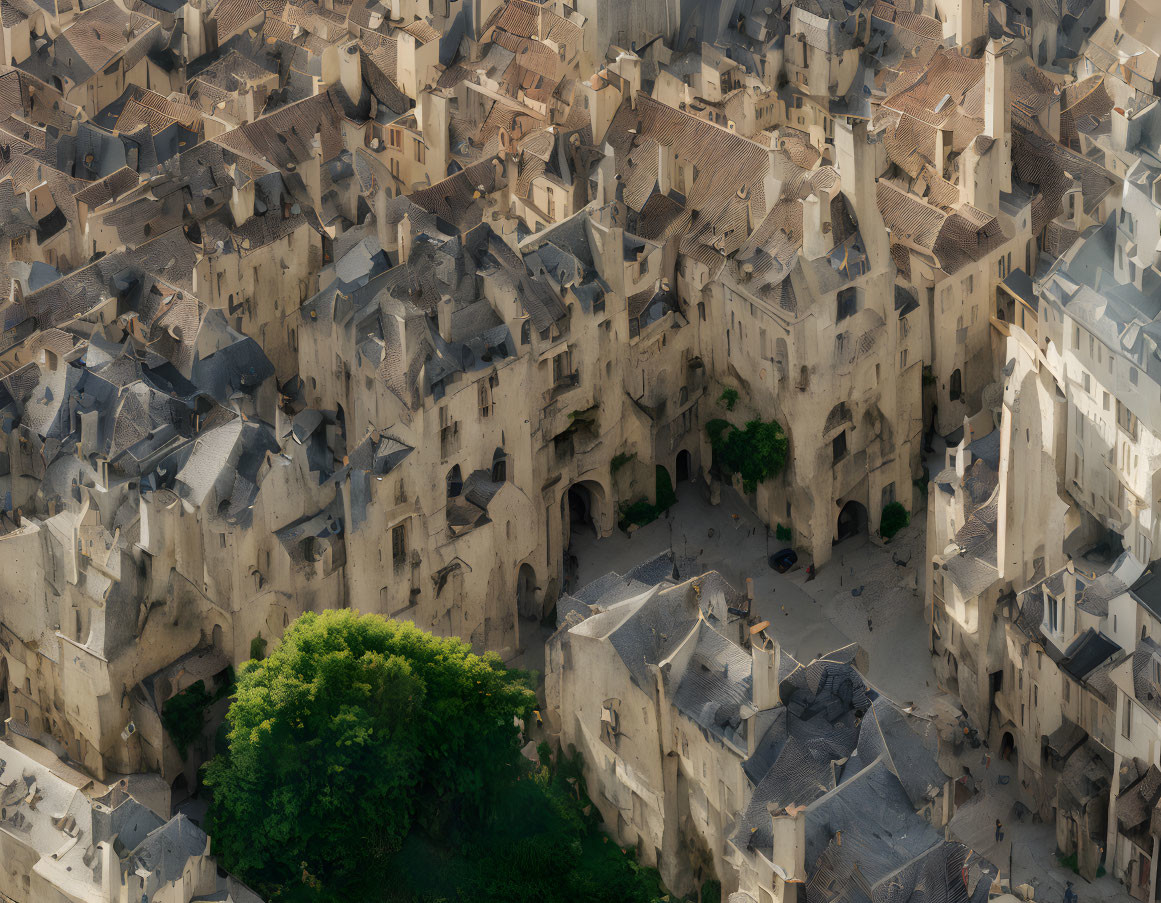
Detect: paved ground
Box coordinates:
(570, 481, 937, 715)
(565, 479, 1136, 903)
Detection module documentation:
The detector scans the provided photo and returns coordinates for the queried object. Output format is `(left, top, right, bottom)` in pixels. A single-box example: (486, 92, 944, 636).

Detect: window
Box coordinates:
(1117, 400, 1139, 440)
(439, 407, 460, 458)
(1123, 695, 1133, 740)
(414, 138, 425, 163)
(478, 382, 491, 419)
(520, 320, 532, 345)
(1048, 594, 1058, 633)
(552, 348, 573, 385)
(1073, 325, 1080, 349)
(900, 349, 908, 369)
(832, 431, 848, 464)
(836, 287, 857, 321)
(1104, 391, 1110, 411)
(392, 524, 407, 571)
(1082, 372, 1090, 393)
(446, 465, 462, 498)
(1153, 658, 1161, 685)
(389, 128, 402, 148)
(949, 369, 963, 402)
(639, 255, 649, 276)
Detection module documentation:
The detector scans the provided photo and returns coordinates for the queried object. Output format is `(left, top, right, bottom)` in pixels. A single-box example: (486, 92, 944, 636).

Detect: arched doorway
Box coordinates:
(560, 481, 606, 592)
(1000, 730, 1018, 766)
(517, 563, 539, 619)
(835, 500, 868, 544)
(566, 484, 598, 536)
(676, 449, 692, 483)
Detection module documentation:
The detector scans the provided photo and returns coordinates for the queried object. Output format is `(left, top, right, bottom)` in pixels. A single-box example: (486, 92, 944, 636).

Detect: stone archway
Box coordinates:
(676, 449, 692, 483)
(1000, 730, 1018, 767)
(560, 480, 608, 593)
(517, 563, 539, 619)
(835, 500, 868, 544)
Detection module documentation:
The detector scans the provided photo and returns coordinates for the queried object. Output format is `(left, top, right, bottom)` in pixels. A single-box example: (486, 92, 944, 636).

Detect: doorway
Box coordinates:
(835, 500, 868, 543)
(676, 449, 692, 483)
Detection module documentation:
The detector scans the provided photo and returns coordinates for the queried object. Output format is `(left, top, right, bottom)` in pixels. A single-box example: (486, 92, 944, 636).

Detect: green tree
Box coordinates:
(203, 610, 535, 899)
(706, 418, 789, 493)
(879, 501, 910, 541)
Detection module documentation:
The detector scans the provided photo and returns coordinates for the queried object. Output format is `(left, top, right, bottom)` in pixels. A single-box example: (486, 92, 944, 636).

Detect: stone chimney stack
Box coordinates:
(751, 633, 781, 710)
(801, 192, 830, 260)
(769, 803, 807, 891)
(984, 40, 1012, 193)
(835, 117, 887, 268)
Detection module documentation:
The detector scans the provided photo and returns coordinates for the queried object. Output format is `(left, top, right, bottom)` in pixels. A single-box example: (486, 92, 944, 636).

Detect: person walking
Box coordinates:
(1063, 881, 1077, 903)
(995, 819, 1003, 843)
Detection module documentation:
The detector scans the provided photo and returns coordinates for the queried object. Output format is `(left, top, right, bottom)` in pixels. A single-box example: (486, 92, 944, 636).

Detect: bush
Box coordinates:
(162, 680, 213, 760)
(610, 452, 636, 475)
(701, 878, 722, 903)
(655, 466, 676, 512)
(249, 633, 267, 661)
(706, 418, 789, 493)
(879, 502, 910, 541)
(717, 387, 739, 411)
(775, 524, 792, 543)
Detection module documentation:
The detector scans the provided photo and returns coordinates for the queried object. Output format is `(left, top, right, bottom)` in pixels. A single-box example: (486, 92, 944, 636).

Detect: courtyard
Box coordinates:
(566, 482, 1136, 903)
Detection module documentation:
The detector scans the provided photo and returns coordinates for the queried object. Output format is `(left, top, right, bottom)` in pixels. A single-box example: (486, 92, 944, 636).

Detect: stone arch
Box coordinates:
(517, 563, 539, 619)
(676, 449, 693, 483)
(835, 499, 868, 543)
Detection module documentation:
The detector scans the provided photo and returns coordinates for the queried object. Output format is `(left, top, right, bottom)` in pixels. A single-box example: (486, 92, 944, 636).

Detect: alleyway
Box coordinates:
(567, 481, 1137, 903)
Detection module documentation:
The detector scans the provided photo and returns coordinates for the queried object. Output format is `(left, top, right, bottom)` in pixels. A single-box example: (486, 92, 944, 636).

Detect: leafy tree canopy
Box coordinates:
(203, 610, 535, 899)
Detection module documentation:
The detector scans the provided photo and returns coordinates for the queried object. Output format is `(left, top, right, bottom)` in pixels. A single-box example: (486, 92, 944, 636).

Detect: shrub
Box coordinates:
(249, 633, 267, 661)
(706, 418, 789, 493)
(775, 523, 792, 543)
(162, 680, 213, 759)
(879, 501, 910, 541)
(610, 452, 636, 475)
(655, 466, 676, 512)
(717, 387, 739, 411)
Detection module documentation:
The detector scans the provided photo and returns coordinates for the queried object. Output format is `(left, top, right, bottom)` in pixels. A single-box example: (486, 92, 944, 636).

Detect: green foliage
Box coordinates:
(706, 418, 789, 494)
(163, 680, 213, 760)
(879, 501, 910, 541)
(701, 878, 722, 903)
(922, 366, 936, 386)
(610, 452, 636, 475)
(203, 611, 536, 899)
(913, 466, 930, 499)
(250, 633, 267, 661)
(655, 466, 676, 511)
(775, 523, 792, 543)
(618, 499, 660, 530)
(617, 467, 678, 530)
(379, 748, 668, 903)
(717, 387, 739, 411)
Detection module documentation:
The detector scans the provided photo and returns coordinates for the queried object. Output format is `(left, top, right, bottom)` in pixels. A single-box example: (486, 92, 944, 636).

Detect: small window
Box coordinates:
(446, 465, 462, 498)
(520, 321, 532, 345)
(392, 524, 407, 571)
(836, 287, 857, 321)
(832, 431, 847, 464)
(413, 138, 425, 163)
(949, 369, 963, 402)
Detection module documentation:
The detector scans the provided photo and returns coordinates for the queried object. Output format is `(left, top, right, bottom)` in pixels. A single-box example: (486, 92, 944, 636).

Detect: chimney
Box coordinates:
(613, 52, 642, 107)
(984, 40, 1012, 193)
(418, 90, 450, 178)
(751, 634, 781, 710)
(657, 143, 673, 196)
(339, 42, 362, 103)
(437, 294, 454, 342)
(935, 127, 953, 179)
(834, 117, 887, 267)
(801, 192, 830, 260)
(769, 803, 807, 885)
(955, 0, 985, 53)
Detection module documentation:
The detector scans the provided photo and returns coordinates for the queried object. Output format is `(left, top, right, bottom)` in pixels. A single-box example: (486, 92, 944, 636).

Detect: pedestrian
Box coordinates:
(995, 819, 1003, 843)
(1063, 881, 1077, 903)
(867, 617, 873, 632)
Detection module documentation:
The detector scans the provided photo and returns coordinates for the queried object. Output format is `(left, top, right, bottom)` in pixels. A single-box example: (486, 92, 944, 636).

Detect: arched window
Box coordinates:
(678, 386, 689, 406)
(520, 321, 532, 345)
(950, 369, 963, 402)
(491, 449, 507, 482)
(446, 465, 463, 498)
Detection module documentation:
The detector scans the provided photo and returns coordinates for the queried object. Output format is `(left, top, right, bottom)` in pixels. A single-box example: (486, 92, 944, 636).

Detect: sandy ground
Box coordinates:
(560, 478, 1136, 903)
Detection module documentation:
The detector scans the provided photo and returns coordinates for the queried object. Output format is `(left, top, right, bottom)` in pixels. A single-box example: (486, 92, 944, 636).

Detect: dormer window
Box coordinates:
(1152, 655, 1161, 687)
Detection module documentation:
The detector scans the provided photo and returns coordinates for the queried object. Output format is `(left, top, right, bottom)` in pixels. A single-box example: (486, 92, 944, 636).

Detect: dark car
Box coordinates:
(769, 549, 798, 573)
